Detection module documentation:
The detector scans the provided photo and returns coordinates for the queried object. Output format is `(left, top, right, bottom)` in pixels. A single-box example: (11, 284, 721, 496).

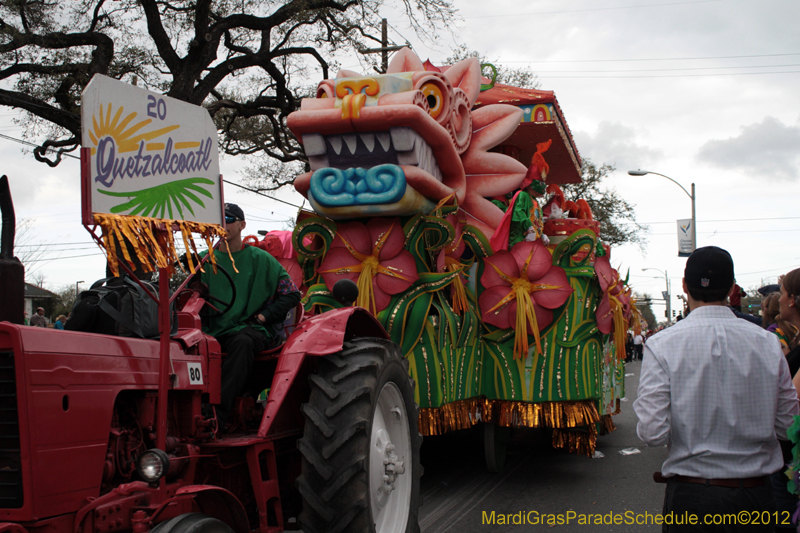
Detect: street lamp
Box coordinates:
(642, 268, 670, 323)
(76, 280, 84, 299)
(628, 169, 696, 256)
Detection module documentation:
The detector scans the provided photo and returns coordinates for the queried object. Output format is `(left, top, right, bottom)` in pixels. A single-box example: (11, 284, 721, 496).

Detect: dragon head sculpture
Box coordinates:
(287, 48, 527, 236)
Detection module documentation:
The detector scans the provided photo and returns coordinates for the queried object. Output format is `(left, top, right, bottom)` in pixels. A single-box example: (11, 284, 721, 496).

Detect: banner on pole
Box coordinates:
(677, 219, 693, 257)
(81, 75, 222, 225)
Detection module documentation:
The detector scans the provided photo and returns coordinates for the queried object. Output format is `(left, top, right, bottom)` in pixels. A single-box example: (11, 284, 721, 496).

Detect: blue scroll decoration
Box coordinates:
(310, 164, 407, 207)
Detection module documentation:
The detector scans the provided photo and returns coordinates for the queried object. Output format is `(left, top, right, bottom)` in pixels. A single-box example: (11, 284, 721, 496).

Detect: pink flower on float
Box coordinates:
(319, 218, 418, 314)
(594, 256, 629, 360)
(436, 213, 470, 313)
(479, 240, 572, 358)
(595, 256, 622, 335)
(277, 257, 306, 296)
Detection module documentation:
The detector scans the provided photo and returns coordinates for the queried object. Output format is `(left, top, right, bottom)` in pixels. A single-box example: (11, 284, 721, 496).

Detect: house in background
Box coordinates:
(24, 283, 58, 322)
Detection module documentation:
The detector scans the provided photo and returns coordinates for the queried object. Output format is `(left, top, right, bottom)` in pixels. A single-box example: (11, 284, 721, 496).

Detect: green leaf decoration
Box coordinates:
(97, 177, 215, 220)
(294, 216, 337, 262)
(462, 225, 494, 259)
(404, 214, 455, 273)
(552, 228, 598, 268)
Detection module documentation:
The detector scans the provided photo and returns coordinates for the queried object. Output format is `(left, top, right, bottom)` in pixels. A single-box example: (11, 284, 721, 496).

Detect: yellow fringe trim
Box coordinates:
(552, 427, 597, 457)
(418, 398, 491, 436)
(419, 398, 600, 434)
(598, 414, 617, 436)
(93, 213, 226, 277)
(419, 398, 603, 456)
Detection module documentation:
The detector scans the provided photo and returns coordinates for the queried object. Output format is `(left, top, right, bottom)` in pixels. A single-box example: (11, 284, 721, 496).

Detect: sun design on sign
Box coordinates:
(87, 102, 180, 155)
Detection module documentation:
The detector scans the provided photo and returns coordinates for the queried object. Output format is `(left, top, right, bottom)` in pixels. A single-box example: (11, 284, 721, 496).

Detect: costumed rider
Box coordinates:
(201, 203, 301, 427)
(489, 139, 552, 252)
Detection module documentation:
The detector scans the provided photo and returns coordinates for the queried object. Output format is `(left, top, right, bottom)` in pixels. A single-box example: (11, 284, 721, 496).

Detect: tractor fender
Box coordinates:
(282, 307, 388, 357)
(257, 307, 389, 438)
(171, 486, 249, 533)
(0, 524, 28, 533)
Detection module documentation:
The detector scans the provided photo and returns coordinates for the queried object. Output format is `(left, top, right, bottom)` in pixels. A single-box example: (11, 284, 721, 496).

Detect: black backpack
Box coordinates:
(65, 276, 175, 338)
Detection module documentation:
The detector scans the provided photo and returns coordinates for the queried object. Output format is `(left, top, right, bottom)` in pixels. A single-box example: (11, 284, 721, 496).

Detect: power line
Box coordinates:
(534, 63, 800, 74)
(0, 132, 80, 159)
(648, 228, 800, 235)
(633, 216, 800, 225)
(455, 0, 722, 19)
(223, 179, 302, 209)
(491, 53, 800, 64)
(25, 252, 105, 262)
(541, 70, 800, 79)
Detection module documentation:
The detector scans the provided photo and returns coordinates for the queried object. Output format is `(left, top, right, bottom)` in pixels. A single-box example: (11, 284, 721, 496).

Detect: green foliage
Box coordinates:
(444, 45, 540, 90)
(634, 292, 658, 330)
(562, 159, 648, 249)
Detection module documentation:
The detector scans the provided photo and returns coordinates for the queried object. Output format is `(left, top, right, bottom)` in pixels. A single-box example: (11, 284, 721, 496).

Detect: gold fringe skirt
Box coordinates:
(418, 398, 607, 457)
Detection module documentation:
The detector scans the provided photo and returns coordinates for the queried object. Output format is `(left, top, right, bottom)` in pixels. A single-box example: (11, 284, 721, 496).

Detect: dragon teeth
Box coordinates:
(389, 127, 416, 152)
(328, 135, 343, 155)
(343, 134, 358, 154)
(302, 134, 326, 156)
(376, 132, 391, 152)
(360, 133, 375, 152)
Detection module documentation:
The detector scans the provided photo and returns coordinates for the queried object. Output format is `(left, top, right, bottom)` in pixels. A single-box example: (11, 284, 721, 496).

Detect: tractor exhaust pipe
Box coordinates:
(0, 175, 25, 324)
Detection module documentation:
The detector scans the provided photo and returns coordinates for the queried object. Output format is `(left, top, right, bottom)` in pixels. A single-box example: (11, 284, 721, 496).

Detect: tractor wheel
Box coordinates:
(482, 422, 512, 473)
(297, 338, 421, 533)
(150, 513, 234, 533)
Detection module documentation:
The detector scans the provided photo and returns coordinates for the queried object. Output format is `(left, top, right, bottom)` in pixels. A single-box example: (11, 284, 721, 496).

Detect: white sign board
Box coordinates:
(677, 218, 693, 257)
(81, 75, 222, 225)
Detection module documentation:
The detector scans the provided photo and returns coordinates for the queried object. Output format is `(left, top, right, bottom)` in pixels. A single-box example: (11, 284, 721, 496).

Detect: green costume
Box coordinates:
(201, 245, 297, 342)
(493, 192, 540, 249)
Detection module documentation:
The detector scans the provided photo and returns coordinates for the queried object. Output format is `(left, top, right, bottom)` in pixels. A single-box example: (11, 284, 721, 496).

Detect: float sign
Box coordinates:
(81, 75, 222, 225)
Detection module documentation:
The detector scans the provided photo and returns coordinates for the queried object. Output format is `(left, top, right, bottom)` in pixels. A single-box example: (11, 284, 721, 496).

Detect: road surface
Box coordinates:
(418, 360, 669, 532)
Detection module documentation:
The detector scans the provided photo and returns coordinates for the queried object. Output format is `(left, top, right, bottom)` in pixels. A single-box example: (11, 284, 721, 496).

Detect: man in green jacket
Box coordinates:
(202, 203, 301, 427)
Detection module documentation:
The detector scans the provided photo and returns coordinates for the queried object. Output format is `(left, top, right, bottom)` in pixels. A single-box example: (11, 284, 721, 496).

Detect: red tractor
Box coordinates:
(0, 176, 422, 533)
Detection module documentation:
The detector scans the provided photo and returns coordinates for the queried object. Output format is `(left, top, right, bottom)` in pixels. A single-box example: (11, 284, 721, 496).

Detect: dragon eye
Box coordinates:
(420, 82, 444, 119)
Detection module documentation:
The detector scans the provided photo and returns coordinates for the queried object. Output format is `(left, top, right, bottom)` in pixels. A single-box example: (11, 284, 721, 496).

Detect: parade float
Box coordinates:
(267, 48, 637, 467)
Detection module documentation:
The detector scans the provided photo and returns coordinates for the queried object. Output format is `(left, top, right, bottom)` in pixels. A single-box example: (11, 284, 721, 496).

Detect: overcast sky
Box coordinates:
(5, 0, 800, 322)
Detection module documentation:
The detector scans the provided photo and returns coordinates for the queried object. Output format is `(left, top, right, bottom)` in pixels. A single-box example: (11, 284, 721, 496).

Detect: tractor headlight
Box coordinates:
(136, 449, 170, 483)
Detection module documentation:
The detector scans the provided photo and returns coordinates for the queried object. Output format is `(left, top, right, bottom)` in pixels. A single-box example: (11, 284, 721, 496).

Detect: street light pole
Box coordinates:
(643, 268, 670, 323)
(628, 170, 696, 254)
(76, 280, 84, 300)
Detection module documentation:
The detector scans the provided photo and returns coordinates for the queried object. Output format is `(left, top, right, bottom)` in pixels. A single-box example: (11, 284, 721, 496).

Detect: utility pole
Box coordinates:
(359, 19, 409, 73)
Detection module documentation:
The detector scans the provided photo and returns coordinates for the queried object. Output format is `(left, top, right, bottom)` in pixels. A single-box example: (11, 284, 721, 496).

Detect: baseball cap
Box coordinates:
(684, 246, 734, 291)
(757, 284, 780, 296)
(224, 203, 245, 221)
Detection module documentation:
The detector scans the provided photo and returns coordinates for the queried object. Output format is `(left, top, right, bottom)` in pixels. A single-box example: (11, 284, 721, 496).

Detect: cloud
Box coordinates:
(573, 121, 663, 170)
(696, 117, 800, 181)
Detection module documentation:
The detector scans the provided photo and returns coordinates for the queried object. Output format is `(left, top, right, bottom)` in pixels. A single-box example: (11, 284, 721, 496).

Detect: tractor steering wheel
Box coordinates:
(187, 262, 237, 319)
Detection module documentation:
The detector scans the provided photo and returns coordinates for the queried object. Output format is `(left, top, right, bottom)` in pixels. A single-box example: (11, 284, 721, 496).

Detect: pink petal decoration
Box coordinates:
(376, 250, 418, 295)
(594, 256, 618, 293)
(368, 218, 405, 260)
(596, 295, 613, 335)
(529, 304, 554, 335)
(277, 257, 304, 291)
(442, 57, 481, 107)
(479, 285, 515, 329)
(481, 251, 520, 288)
(510, 241, 552, 282)
(319, 247, 360, 289)
(370, 283, 392, 313)
(532, 267, 573, 309)
(332, 221, 371, 254)
(387, 48, 425, 73)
